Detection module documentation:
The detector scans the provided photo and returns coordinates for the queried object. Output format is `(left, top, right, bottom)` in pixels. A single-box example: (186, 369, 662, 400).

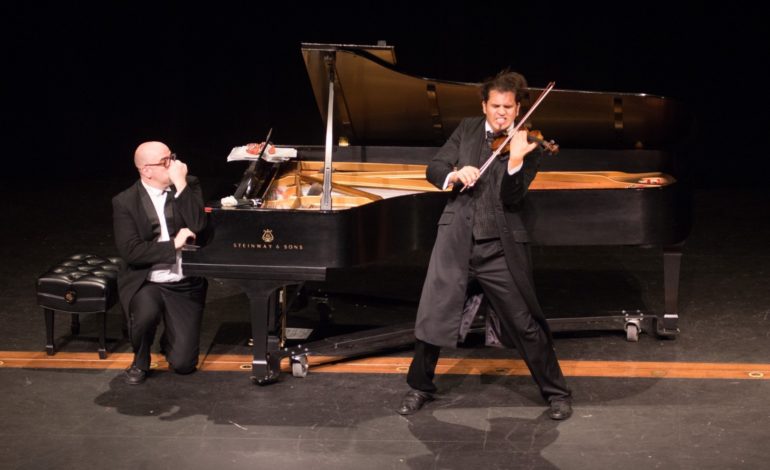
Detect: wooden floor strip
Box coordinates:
(1, 351, 768, 380)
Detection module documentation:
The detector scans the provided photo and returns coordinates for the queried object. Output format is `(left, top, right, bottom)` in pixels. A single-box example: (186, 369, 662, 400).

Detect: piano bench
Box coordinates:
(36, 254, 123, 359)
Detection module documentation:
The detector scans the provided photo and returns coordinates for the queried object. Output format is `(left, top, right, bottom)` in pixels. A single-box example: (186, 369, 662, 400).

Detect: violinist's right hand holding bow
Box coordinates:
(448, 165, 481, 188)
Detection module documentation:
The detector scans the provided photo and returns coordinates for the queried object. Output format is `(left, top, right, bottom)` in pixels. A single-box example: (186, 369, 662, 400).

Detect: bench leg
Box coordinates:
(44, 308, 55, 355)
(70, 313, 80, 335)
(98, 312, 107, 359)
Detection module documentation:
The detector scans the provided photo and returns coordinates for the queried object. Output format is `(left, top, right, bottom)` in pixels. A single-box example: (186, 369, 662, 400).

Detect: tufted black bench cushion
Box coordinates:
(36, 253, 122, 359)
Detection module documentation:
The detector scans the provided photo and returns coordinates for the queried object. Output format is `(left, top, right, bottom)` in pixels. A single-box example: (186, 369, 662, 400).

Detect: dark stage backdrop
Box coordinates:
(2, 3, 768, 188)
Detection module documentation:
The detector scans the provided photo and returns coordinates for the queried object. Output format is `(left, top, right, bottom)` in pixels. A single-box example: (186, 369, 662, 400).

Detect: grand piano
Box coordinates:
(183, 43, 691, 384)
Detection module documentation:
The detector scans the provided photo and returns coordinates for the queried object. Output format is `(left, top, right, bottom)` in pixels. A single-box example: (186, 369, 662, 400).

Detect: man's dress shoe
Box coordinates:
(397, 390, 434, 415)
(548, 399, 573, 420)
(124, 366, 147, 385)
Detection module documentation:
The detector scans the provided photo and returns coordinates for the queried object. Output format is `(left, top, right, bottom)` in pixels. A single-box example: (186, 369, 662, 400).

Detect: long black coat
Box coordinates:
(414, 116, 550, 348)
(111, 177, 206, 315)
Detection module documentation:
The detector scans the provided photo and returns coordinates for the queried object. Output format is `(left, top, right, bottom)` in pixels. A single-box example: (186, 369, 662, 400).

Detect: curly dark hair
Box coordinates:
(480, 69, 528, 103)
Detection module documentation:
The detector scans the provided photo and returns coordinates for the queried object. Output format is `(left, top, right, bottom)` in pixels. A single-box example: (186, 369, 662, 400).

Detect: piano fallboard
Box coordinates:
(183, 189, 448, 280)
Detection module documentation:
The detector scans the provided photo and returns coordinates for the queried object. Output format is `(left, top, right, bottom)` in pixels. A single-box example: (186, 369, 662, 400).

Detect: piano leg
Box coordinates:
(659, 243, 684, 337)
(238, 280, 287, 385)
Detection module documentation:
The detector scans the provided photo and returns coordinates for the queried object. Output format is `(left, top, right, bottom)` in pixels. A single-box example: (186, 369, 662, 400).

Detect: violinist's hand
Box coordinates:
(173, 228, 195, 250)
(168, 159, 189, 194)
(449, 166, 480, 188)
(507, 130, 538, 171)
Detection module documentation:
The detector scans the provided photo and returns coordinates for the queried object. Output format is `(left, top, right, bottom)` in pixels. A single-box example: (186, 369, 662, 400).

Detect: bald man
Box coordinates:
(112, 141, 207, 384)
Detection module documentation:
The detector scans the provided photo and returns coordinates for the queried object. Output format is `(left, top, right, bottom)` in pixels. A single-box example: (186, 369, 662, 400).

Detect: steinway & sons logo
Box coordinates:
(232, 228, 304, 251)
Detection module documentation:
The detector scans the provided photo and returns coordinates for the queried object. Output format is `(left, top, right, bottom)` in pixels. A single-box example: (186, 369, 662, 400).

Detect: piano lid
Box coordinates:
(301, 43, 691, 149)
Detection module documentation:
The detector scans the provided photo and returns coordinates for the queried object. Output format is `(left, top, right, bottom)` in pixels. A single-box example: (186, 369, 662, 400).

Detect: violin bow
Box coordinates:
(461, 81, 556, 192)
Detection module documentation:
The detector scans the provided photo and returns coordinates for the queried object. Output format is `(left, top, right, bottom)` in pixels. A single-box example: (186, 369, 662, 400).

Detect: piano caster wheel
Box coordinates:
(625, 323, 640, 342)
(291, 355, 309, 378)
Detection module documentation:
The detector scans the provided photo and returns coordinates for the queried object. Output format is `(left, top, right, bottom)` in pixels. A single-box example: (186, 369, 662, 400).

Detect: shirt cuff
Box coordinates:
(442, 172, 454, 190)
(508, 162, 523, 175)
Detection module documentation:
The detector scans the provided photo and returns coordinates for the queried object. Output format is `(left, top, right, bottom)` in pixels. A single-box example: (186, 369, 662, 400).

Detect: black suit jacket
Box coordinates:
(112, 176, 206, 315)
(414, 117, 548, 348)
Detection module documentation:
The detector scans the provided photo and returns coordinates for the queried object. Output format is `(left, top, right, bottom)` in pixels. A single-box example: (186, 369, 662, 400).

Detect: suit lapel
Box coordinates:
(467, 118, 486, 167)
(137, 181, 163, 241)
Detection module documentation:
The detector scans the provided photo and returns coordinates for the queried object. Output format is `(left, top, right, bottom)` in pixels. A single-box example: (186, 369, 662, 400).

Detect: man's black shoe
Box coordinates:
(124, 366, 147, 385)
(397, 390, 434, 415)
(548, 399, 573, 420)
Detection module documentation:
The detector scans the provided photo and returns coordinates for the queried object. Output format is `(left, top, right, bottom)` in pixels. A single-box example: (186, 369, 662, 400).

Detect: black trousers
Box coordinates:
(407, 238, 571, 402)
(128, 276, 207, 373)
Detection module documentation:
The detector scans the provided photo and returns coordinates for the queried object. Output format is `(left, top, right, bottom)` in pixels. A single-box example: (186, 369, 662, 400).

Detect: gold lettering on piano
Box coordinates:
(232, 242, 304, 251)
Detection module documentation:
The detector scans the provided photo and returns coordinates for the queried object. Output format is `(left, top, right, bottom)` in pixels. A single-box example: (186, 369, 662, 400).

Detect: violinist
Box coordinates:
(397, 70, 573, 420)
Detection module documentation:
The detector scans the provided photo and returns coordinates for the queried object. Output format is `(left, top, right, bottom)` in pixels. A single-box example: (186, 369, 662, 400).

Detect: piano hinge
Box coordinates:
(613, 96, 628, 147)
(613, 96, 624, 131)
(426, 83, 444, 144)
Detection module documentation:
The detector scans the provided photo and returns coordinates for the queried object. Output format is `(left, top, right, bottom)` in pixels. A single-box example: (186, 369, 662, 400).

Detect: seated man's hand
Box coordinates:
(168, 159, 189, 193)
(174, 228, 195, 249)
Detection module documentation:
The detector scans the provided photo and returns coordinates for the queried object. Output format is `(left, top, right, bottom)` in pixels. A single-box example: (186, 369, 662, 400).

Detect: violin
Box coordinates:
(491, 129, 559, 155)
(461, 82, 556, 192)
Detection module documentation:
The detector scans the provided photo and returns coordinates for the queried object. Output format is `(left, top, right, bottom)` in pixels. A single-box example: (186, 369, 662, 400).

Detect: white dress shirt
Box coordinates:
(141, 181, 185, 283)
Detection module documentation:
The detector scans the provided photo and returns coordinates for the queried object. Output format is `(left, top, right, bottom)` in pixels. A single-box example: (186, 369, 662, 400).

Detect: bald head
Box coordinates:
(134, 141, 170, 169)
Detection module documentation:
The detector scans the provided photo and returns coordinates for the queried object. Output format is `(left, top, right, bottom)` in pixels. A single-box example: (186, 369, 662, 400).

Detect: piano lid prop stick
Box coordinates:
(461, 81, 556, 192)
(321, 56, 336, 211)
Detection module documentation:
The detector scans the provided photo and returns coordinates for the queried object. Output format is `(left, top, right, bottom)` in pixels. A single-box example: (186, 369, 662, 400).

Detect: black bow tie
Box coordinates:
(485, 130, 504, 143)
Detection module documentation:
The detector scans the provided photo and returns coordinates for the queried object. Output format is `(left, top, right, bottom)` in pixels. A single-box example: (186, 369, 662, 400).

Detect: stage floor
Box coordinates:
(1, 179, 768, 469)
